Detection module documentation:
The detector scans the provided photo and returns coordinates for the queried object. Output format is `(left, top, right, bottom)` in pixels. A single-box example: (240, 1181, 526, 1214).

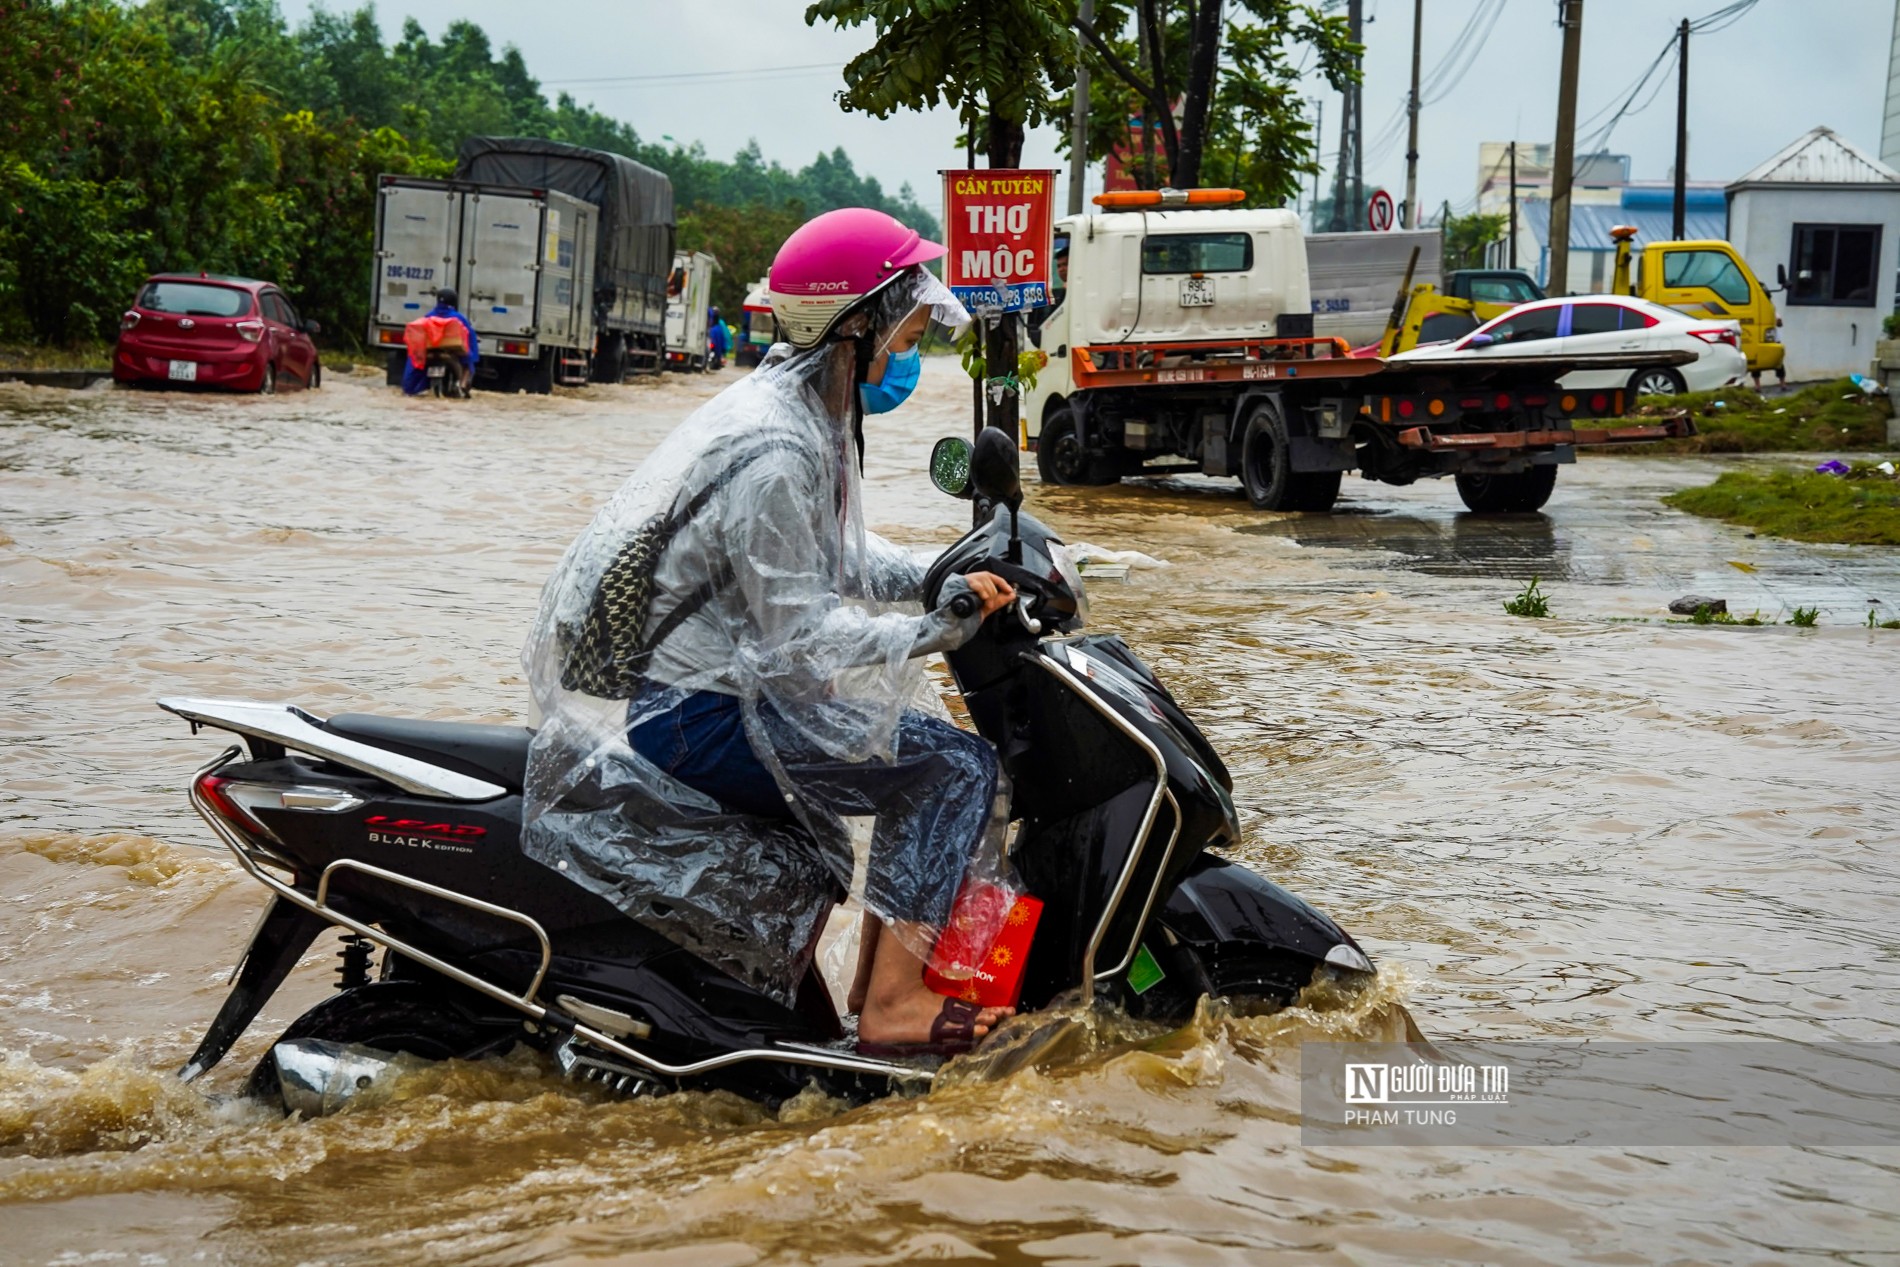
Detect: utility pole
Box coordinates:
(1405, 0, 1423, 228)
(1672, 16, 1689, 239)
(1328, 0, 1364, 230)
(1311, 97, 1324, 229)
(1548, 0, 1584, 294)
(1351, 0, 1365, 229)
(1068, 0, 1095, 216)
(1508, 140, 1518, 269)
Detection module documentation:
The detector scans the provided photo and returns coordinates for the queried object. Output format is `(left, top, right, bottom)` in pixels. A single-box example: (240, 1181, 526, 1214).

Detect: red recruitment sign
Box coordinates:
(942, 169, 1058, 313)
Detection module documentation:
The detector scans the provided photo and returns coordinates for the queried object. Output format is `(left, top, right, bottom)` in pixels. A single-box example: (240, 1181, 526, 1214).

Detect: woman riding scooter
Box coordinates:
(522, 209, 1023, 1054)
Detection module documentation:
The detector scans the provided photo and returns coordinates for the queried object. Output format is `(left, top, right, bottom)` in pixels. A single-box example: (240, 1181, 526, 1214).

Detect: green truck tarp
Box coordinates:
(457, 136, 675, 336)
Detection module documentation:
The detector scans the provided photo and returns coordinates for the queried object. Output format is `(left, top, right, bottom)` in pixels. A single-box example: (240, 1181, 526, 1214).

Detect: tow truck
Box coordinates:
(1024, 189, 1694, 513)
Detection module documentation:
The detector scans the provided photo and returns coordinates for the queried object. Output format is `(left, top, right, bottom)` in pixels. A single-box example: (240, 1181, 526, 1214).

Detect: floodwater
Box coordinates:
(3, 359, 1897, 1264)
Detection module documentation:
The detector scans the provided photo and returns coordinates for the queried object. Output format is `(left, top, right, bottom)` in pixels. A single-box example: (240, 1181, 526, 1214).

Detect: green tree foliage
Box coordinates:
(1441, 210, 1506, 271)
(0, 0, 935, 348)
(1067, 1, 1359, 206)
(807, 0, 1076, 166)
(678, 201, 807, 317)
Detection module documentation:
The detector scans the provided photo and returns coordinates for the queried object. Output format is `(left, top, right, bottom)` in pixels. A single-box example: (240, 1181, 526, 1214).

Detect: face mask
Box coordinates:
(859, 347, 921, 414)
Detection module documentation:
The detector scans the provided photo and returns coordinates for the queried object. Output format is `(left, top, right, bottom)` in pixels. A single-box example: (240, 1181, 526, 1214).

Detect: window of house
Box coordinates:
(1788, 224, 1884, 307)
(1660, 249, 1753, 306)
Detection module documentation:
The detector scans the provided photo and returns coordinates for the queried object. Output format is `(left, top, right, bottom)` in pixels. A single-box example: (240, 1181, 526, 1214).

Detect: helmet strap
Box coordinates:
(849, 327, 874, 474)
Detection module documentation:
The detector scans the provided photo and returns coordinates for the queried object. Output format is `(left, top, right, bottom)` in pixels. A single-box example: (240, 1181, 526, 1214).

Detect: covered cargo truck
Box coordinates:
(456, 136, 675, 383)
(369, 175, 597, 393)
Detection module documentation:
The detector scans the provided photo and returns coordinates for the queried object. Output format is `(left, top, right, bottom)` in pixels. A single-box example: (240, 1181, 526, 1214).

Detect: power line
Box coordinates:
(1564, 0, 1757, 177)
(1363, 0, 1505, 170)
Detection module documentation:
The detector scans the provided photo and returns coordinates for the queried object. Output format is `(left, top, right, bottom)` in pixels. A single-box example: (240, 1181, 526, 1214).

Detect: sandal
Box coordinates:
(856, 996, 991, 1059)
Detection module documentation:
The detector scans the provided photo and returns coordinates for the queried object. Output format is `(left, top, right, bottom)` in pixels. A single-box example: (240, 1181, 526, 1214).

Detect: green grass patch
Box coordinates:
(1590, 377, 1892, 454)
(1503, 576, 1551, 618)
(1684, 604, 1768, 626)
(1663, 464, 1900, 545)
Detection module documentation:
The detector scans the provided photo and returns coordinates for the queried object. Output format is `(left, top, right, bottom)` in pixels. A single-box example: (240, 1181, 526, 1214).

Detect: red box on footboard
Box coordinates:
(924, 883, 1043, 1010)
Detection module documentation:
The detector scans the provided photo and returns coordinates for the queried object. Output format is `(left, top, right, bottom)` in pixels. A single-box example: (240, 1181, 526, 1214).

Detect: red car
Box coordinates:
(114, 273, 322, 393)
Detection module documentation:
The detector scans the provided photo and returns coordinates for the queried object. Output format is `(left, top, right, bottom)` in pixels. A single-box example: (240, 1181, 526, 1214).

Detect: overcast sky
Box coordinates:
(283, 0, 1894, 224)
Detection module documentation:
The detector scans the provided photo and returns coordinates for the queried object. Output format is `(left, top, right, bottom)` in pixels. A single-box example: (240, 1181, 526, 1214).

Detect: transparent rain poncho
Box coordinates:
(521, 268, 1020, 1005)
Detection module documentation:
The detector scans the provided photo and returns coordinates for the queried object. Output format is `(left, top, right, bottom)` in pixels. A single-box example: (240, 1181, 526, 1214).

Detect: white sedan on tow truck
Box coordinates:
(1389, 293, 1747, 397)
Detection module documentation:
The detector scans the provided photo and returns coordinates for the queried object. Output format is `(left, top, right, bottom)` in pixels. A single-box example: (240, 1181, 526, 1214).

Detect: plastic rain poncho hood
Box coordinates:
(520, 269, 1015, 1004)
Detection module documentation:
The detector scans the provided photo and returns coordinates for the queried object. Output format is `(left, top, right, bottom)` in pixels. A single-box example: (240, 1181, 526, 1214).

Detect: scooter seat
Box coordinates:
(324, 713, 533, 792)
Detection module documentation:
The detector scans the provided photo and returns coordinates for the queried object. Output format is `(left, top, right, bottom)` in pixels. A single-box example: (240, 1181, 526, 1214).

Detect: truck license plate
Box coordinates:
(1179, 278, 1214, 307)
(168, 360, 197, 382)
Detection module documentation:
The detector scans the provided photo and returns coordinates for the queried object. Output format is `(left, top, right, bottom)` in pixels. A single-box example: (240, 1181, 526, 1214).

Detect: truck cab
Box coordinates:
(1025, 205, 1312, 461)
(1627, 238, 1784, 384)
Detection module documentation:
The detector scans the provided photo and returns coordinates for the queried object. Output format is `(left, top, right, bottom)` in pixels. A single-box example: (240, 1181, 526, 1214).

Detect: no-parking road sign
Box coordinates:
(1368, 189, 1396, 232)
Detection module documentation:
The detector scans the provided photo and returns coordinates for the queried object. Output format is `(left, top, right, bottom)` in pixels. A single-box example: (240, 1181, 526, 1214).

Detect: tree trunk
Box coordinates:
(1137, 0, 1181, 183)
(1174, 0, 1223, 189)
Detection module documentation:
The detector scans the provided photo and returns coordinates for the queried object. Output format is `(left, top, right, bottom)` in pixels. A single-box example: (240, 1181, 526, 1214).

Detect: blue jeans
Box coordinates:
(628, 689, 791, 819)
(629, 690, 998, 926)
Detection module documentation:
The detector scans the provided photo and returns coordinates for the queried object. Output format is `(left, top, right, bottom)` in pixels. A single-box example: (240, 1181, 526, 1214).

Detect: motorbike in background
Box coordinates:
(158, 428, 1374, 1114)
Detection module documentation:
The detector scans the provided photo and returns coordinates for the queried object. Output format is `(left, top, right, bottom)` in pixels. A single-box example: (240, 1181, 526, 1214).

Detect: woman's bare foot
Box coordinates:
(846, 912, 880, 1015)
(856, 920, 1012, 1046)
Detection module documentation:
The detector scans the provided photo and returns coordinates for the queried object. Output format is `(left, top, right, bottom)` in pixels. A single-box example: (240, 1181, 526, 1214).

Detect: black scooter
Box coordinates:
(163, 428, 1373, 1113)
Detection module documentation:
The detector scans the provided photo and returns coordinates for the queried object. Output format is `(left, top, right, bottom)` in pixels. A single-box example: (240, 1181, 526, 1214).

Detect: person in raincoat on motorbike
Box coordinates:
(521, 209, 1021, 1055)
(401, 287, 479, 395)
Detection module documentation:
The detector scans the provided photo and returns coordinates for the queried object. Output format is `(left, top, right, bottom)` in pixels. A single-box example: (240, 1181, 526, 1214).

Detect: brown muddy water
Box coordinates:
(3, 360, 1897, 1265)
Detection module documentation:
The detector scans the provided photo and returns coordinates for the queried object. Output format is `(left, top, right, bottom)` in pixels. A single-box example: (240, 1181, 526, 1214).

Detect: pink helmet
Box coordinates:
(768, 208, 946, 348)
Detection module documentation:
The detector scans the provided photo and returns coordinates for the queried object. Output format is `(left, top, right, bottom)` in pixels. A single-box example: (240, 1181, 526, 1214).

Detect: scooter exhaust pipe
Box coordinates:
(272, 1038, 409, 1117)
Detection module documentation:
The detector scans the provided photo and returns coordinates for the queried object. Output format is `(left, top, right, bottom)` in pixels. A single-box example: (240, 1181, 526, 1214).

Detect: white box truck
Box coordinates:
(663, 250, 720, 371)
(1304, 228, 1441, 349)
(369, 175, 596, 392)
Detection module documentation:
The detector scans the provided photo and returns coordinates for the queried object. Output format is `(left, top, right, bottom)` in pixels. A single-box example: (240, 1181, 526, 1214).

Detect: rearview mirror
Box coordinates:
(1466, 332, 1496, 348)
(970, 425, 1022, 510)
(1776, 263, 1788, 289)
(929, 436, 972, 498)
(303, 318, 322, 335)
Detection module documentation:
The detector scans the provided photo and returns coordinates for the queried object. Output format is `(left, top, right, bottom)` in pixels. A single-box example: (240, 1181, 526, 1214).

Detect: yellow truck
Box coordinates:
(1381, 230, 1785, 387)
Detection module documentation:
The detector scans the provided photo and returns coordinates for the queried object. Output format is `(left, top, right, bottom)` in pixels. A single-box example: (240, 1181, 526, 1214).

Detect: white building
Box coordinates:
(1726, 127, 1900, 380)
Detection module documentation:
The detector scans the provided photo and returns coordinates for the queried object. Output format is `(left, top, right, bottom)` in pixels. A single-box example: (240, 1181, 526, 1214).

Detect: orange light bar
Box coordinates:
(1093, 187, 1247, 209)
